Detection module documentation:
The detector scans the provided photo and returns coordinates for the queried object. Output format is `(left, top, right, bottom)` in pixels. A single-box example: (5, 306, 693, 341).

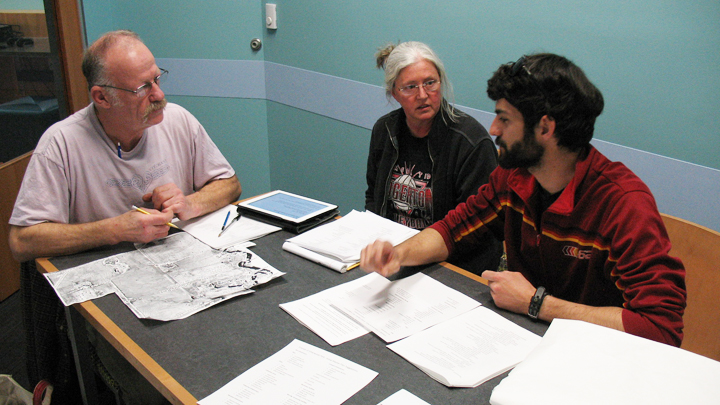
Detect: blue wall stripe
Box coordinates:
(155, 58, 720, 232)
(265, 62, 393, 129)
(157, 58, 266, 99)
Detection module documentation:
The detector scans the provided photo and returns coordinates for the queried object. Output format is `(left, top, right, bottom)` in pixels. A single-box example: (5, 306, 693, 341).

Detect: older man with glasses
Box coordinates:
(9, 30, 241, 403)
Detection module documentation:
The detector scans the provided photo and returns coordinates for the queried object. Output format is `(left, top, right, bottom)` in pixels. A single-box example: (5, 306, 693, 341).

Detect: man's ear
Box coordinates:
(90, 86, 112, 109)
(538, 115, 556, 138)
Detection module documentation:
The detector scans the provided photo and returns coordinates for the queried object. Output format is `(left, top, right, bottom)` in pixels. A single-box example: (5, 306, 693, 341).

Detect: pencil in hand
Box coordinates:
(132, 205, 179, 229)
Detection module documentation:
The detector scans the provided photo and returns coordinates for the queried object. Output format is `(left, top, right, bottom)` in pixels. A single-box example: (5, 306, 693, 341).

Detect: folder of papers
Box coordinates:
(282, 210, 419, 272)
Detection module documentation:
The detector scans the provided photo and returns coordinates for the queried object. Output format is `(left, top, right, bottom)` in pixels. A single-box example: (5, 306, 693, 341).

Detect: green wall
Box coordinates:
(0, 0, 43, 10)
(262, 0, 719, 169)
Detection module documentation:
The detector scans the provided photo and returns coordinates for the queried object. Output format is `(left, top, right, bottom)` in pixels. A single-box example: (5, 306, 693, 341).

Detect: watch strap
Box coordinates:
(528, 286, 548, 320)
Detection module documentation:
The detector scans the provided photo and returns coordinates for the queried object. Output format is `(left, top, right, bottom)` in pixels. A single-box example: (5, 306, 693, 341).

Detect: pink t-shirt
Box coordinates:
(10, 103, 235, 226)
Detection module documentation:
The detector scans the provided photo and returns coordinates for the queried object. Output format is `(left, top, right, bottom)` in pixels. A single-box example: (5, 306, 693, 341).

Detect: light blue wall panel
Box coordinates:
(167, 96, 271, 199)
(83, 0, 265, 60)
(266, 101, 368, 215)
(262, 0, 720, 170)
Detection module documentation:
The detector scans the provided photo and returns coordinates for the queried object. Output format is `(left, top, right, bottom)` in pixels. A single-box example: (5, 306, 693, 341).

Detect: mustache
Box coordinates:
(144, 98, 167, 117)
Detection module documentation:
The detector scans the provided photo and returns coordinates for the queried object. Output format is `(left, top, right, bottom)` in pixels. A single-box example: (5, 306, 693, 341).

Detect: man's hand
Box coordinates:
(481, 270, 537, 314)
(360, 240, 402, 277)
(114, 208, 175, 244)
(143, 183, 195, 220)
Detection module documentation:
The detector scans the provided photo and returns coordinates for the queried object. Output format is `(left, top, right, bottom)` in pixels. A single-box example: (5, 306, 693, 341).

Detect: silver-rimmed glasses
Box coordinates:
(396, 79, 441, 97)
(99, 68, 168, 98)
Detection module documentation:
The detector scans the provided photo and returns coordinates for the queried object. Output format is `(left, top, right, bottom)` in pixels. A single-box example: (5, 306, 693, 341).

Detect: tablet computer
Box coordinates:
(238, 190, 338, 224)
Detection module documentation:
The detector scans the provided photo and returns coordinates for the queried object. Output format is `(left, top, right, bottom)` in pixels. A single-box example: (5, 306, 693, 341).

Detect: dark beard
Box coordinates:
(497, 127, 544, 169)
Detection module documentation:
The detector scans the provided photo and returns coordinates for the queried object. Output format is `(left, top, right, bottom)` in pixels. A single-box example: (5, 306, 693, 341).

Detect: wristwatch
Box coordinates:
(528, 286, 548, 320)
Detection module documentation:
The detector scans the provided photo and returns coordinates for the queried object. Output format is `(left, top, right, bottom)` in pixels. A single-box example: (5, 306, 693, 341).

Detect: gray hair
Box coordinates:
(82, 30, 142, 91)
(375, 41, 458, 121)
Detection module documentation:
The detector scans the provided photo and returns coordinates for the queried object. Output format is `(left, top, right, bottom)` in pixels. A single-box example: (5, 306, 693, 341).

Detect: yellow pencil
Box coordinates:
(132, 205, 179, 229)
(347, 262, 360, 271)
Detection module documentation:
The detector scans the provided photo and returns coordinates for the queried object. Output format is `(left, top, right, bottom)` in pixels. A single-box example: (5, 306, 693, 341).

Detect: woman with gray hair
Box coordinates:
(365, 41, 502, 274)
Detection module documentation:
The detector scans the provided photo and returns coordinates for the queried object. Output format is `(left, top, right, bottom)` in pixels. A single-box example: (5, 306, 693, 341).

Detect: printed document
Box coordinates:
(490, 319, 720, 405)
(331, 272, 480, 343)
(387, 306, 542, 388)
(198, 339, 378, 405)
(279, 275, 375, 346)
(282, 210, 418, 272)
(176, 204, 281, 249)
(45, 233, 284, 321)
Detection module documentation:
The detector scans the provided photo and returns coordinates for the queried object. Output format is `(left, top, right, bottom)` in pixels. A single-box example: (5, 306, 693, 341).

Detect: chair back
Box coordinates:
(0, 150, 33, 300)
(661, 213, 720, 361)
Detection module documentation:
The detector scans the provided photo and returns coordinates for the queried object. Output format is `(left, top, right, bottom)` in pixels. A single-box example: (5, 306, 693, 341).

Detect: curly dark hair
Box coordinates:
(487, 53, 604, 154)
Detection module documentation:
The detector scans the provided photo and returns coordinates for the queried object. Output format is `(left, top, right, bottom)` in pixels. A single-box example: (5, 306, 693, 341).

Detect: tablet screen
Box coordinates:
(239, 191, 337, 223)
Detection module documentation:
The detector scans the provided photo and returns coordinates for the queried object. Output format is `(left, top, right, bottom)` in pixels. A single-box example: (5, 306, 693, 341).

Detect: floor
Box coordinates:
(0, 290, 30, 391)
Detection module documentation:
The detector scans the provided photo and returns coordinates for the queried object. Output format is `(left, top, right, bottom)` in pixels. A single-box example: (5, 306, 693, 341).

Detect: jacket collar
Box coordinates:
(506, 146, 600, 216)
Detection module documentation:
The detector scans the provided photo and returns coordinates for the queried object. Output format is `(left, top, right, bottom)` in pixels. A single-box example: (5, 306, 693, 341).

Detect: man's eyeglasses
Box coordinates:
(509, 56, 532, 77)
(99, 68, 168, 98)
(396, 79, 441, 96)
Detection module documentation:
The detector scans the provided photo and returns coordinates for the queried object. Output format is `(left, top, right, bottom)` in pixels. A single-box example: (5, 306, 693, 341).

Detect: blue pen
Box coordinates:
(219, 210, 231, 236)
(117, 142, 122, 158)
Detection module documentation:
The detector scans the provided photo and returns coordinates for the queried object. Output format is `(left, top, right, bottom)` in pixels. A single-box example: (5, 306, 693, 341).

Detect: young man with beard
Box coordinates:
(360, 53, 686, 347)
(9, 30, 240, 403)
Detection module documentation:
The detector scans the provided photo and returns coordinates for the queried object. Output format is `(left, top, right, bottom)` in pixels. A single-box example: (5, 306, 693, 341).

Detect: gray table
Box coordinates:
(39, 229, 548, 404)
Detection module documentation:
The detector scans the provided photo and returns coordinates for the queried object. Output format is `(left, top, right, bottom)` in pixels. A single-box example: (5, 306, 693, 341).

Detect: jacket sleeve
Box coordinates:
(605, 191, 687, 346)
(430, 168, 506, 257)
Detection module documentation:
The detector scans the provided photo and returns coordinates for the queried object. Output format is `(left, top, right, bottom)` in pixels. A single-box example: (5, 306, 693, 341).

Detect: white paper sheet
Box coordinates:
(198, 339, 378, 405)
(490, 319, 720, 405)
(388, 306, 541, 388)
(331, 272, 481, 343)
(175, 204, 281, 249)
(279, 275, 376, 346)
(377, 389, 432, 405)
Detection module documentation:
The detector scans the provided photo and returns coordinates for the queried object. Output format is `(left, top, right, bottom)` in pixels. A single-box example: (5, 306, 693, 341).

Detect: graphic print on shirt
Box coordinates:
(105, 159, 171, 193)
(388, 161, 433, 229)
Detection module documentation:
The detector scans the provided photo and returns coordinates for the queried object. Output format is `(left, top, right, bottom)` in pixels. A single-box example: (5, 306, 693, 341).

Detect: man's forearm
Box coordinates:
(396, 228, 450, 266)
(9, 221, 120, 262)
(186, 176, 242, 219)
(539, 296, 625, 332)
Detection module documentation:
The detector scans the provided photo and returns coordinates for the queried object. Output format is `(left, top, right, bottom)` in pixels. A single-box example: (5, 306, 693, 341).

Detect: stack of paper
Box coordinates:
(330, 272, 481, 343)
(281, 271, 542, 388)
(388, 306, 541, 388)
(282, 210, 418, 272)
(490, 319, 720, 405)
(279, 276, 373, 346)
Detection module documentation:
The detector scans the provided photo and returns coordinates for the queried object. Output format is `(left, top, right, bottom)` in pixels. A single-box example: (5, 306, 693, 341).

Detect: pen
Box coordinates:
(347, 262, 361, 271)
(219, 210, 231, 237)
(132, 205, 179, 229)
(117, 142, 121, 158)
(219, 211, 241, 237)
